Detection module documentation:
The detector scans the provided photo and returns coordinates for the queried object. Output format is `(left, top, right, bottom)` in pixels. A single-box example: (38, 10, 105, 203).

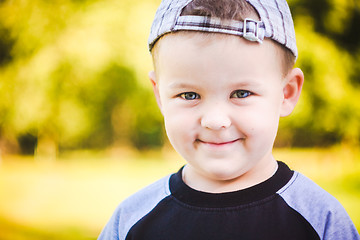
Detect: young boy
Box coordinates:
(99, 0, 360, 239)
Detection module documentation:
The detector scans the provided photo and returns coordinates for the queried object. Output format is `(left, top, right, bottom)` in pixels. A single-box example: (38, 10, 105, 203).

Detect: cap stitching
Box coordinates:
(158, 0, 174, 36)
(254, 0, 274, 38)
(274, 0, 287, 46)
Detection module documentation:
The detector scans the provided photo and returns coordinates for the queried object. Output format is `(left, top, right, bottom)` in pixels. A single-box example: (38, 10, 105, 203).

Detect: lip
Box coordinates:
(197, 138, 241, 147)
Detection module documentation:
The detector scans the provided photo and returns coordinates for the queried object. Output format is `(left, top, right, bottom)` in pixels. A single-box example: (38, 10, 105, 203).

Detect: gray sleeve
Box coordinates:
(278, 172, 360, 240)
(98, 175, 171, 240)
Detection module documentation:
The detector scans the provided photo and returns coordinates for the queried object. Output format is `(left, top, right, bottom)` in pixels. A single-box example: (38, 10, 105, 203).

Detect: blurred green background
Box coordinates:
(0, 0, 359, 239)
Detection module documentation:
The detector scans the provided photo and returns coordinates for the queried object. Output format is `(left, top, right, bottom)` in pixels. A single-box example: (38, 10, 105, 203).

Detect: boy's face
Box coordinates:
(150, 33, 303, 192)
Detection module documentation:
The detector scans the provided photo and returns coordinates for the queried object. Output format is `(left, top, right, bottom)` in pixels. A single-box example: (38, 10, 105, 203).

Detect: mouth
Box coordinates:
(196, 138, 241, 147)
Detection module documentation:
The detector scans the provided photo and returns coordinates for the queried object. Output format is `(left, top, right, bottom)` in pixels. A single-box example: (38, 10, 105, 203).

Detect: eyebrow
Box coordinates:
(167, 82, 199, 89)
(166, 79, 263, 90)
(230, 81, 262, 88)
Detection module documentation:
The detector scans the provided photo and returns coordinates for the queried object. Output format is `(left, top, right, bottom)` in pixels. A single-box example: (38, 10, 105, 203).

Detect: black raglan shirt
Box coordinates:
(98, 161, 359, 240)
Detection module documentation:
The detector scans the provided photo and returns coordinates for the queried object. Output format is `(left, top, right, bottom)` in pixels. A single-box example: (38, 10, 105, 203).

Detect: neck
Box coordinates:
(183, 158, 278, 193)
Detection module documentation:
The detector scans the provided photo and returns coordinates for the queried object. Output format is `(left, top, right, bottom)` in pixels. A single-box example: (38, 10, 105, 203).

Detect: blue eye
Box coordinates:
(180, 92, 200, 100)
(231, 90, 252, 98)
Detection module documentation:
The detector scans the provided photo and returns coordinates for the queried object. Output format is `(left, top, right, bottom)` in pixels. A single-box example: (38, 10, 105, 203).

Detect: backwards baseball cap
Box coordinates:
(148, 0, 297, 58)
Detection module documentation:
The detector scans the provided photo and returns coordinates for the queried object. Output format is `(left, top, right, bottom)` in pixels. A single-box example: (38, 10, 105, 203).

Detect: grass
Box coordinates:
(0, 147, 359, 239)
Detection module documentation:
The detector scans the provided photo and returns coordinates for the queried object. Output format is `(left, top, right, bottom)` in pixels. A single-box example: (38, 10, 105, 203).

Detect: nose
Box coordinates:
(200, 105, 231, 130)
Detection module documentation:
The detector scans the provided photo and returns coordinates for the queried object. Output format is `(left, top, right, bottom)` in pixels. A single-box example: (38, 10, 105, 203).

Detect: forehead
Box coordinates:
(153, 32, 283, 81)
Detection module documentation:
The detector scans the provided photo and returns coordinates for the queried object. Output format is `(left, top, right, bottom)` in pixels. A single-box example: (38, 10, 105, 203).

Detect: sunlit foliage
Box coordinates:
(277, 0, 360, 147)
(0, 0, 162, 155)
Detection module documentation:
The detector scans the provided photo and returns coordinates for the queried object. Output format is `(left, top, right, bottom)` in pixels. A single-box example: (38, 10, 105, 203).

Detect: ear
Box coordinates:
(280, 68, 304, 117)
(149, 71, 163, 114)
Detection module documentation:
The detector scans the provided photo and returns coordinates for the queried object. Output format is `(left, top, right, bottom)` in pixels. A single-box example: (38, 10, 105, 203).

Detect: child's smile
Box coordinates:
(150, 32, 301, 193)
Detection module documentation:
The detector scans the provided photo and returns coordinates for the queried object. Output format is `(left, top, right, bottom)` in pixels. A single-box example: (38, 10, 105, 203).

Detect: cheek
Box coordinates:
(163, 107, 197, 147)
(238, 103, 280, 139)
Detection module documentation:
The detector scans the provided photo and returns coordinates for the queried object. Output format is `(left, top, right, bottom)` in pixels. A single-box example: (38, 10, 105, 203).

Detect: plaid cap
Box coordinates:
(148, 0, 297, 58)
